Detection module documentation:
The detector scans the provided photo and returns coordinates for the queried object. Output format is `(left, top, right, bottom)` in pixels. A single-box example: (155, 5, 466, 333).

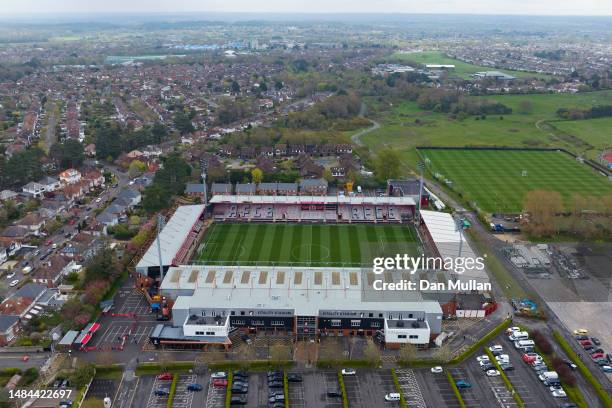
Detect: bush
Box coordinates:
(337, 371, 348, 408)
(165, 374, 178, 408)
(224, 372, 233, 408)
(18, 367, 38, 386)
(390, 369, 408, 408)
(446, 370, 466, 408)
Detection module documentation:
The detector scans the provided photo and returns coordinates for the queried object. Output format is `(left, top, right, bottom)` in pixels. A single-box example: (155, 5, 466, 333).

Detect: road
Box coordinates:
(350, 103, 380, 147)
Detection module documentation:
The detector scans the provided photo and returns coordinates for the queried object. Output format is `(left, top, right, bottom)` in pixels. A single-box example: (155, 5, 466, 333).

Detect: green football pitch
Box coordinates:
(419, 148, 612, 213)
(194, 223, 421, 267)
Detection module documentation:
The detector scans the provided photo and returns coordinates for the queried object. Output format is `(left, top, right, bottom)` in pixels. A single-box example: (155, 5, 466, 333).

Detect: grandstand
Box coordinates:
(210, 194, 416, 223)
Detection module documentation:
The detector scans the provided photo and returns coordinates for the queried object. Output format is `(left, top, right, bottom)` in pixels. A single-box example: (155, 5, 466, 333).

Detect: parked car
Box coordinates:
(505, 327, 521, 335)
(486, 369, 500, 377)
(233, 371, 249, 378)
(384, 393, 401, 401)
(187, 383, 203, 391)
(327, 389, 342, 397)
(552, 389, 567, 398)
(156, 373, 172, 381)
(430, 366, 443, 374)
(229, 396, 248, 405)
(489, 345, 503, 355)
(211, 372, 227, 379)
(5, 273, 15, 280)
(588, 348, 604, 355)
(563, 360, 577, 370)
(573, 329, 588, 335)
(591, 352, 605, 360)
(590, 337, 601, 346)
(9, 279, 19, 287)
(481, 363, 496, 371)
(601, 366, 612, 373)
(341, 368, 356, 375)
(231, 385, 248, 394)
(287, 373, 302, 382)
(499, 363, 515, 371)
(456, 380, 472, 389)
(212, 379, 228, 387)
(476, 355, 490, 363)
(154, 389, 169, 396)
(575, 335, 589, 341)
(268, 381, 283, 388)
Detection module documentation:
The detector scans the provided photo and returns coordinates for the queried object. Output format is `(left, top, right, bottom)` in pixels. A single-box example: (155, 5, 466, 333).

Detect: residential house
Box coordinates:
(276, 183, 299, 196)
(39, 199, 67, 219)
(235, 183, 256, 196)
(117, 188, 141, 207)
(0, 283, 47, 318)
(84, 143, 96, 157)
(39, 176, 61, 192)
(331, 167, 346, 178)
(211, 183, 232, 195)
(17, 212, 45, 236)
(300, 178, 328, 196)
(260, 147, 274, 157)
(0, 316, 20, 346)
(0, 226, 30, 246)
(257, 183, 278, 195)
(32, 255, 74, 287)
(96, 210, 119, 227)
(59, 168, 81, 185)
(62, 184, 85, 202)
(81, 170, 105, 188)
(0, 190, 18, 202)
(185, 183, 206, 198)
(22, 182, 46, 198)
(336, 144, 353, 154)
(275, 144, 287, 156)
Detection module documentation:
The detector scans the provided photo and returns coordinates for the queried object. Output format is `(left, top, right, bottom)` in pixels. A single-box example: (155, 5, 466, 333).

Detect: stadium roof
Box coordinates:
(136, 205, 205, 272)
(419, 210, 489, 285)
(209, 194, 416, 206)
(161, 265, 442, 316)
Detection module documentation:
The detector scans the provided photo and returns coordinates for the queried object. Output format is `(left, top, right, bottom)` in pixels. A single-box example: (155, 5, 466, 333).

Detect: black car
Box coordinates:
(233, 381, 249, 388)
(268, 381, 284, 388)
(575, 335, 588, 341)
(268, 371, 283, 377)
(154, 389, 169, 396)
(287, 373, 303, 382)
(481, 363, 495, 371)
(270, 403, 285, 408)
(232, 386, 249, 394)
(589, 348, 604, 355)
(229, 396, 247, 406)
(327, 389, 342, 398)
(233, 371, 249, 378)
(591, 337, 601, 346)
(269, 390, 284, 398)
(500, 363, 515, 371)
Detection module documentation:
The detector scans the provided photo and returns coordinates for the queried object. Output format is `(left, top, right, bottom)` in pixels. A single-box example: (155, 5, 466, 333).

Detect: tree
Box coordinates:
(319, 339, 344, 362)
(363, 339, 381, 366)
(522, 190, 563, 237)
(231, 80, 241, 94)
(398, 343, 417, 363)
(128, 160, 147, 179)
(251, 168, 263, 184)
(68, 364, 95, 389)
(374, 148, 402, 183)
(433, 345, 452, 363)
(269, 344, 292, 363)
(50, 139, 85, 169)
(84, 245, 119, 282)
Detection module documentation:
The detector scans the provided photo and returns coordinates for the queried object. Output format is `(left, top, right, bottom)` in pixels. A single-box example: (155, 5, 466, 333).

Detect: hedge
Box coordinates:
(224, 372, 234, 408)
(552, 331, 612, 408)
(447, 318, 512, 365)
(485, 348, 525, 408)
(337, 371, 349, 408)
(316, 359, 377, 369)
(209, 360, 293, 371)
(135, 362, 194, 375)
(390, 369, 408, 408)
(284, 371, 289, 408)
(445, 370, 466, 408)
(165, 374, 178, 408)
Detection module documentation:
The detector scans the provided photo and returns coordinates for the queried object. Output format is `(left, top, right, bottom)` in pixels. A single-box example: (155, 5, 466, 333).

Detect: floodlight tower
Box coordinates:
(157, 213, 166, 286)
(416, 161, 425, 225)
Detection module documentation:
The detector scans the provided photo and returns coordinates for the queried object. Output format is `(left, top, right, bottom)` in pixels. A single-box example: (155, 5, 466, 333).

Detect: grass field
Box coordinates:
(361, 91, 612, 169)
(391, 51, 553, 80)
(419, 148, 612, 213)
(195, 223, 421, 267)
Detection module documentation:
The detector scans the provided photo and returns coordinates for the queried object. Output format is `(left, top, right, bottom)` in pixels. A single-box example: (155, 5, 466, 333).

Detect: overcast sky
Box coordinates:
(0, 0, 609, 16)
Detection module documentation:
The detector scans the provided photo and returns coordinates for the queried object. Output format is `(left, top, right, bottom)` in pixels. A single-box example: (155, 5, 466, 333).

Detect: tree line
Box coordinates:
(91, 120, 169, 160)
(142, 153, 192, 212)
(556, 105, 612, 121)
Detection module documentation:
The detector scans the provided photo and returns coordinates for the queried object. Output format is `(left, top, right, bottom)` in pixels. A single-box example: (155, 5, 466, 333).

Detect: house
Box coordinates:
(39, 176, 61, 192)
(211, 183, 232, 195)
(0, 316, 20, 346)
(84, 143, 96, 157)
(235, 183, 256, 196)
(59, 168, 81, 185)
(81, 170, 105, 188)
(275, 144, 287, 156)
(22, 182, 46, 198)
(0, 226, 30, 246)
(300, 178, 328, 196)
(0, 190, 18, 202)
(17, 212, 45, 235)
(117, 188, 141, 207)
(260, 147, 274, 157)
(276, 183, 299, 196)
(61, 184, 85, 201)
(257, 183, 278, 195)
(39, 200, 67, 219)
(96, 210, 119, 227)
(185, 183, 206, 198)
(336, 144, 353, 154)
(32, 255, 74, 287)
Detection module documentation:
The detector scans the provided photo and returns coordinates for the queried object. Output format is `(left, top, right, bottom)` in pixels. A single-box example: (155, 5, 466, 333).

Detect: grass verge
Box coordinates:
(284, 371, 289, 408)
(338, 371, 349, 408)
(485, 348, 525, 408)
(165, 374, 178, 408)
(552, 331, 612, 408)
(135, 362, 194, 376)
(390, 368, 408, 408)
(446, 370, 467, 408)
(447, 319, 512, 365)
(224, 372, 233, 408)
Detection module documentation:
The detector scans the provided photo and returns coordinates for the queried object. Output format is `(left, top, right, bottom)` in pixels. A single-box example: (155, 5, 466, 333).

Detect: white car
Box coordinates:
(210, 372, 226, 379)
(549, 385, 563, 392)
(479, 360, 492, 367)
(342, 368, 356, 376)
(430, 366, 443, 374)
(476, 355, 490, 363)
(486, 369, 500, 377)
(489, 345, 503, 354)
(573, 329, 588, 335)
(495, 354, 510, 362)
(95, 197, 102, 203)
(9, 279, 19, 287)
(505, 327, 521, 335)
(5, 273, 15, 280)
(551, 389, 567, 398)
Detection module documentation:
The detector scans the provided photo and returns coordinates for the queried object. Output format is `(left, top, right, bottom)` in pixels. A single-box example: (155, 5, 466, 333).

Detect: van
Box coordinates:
(384, 393, 401, 402)
(509, 331, 529, 341)
(538, 371, 558, 382)
(22, 266, 33, 275)
(514, 340, 535, 350)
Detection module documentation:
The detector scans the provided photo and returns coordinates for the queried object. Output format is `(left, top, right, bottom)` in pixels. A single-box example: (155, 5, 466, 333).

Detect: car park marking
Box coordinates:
(146, 377, 171, 408)
(395, 369, 426, 408)
(432, 374, 462, 407)
(288, 379, 306, 408)
(342, 373, 363, 407)
(450, 368, 483, 407)
(94, 322, 153, 347)
(205, 377, 225, 408)
(486, 376, 518, 407)
(322, 371, 343, 407)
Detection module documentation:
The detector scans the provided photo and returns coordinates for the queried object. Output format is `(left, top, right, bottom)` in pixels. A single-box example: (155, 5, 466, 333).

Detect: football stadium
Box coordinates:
(137, 180, 495, 350)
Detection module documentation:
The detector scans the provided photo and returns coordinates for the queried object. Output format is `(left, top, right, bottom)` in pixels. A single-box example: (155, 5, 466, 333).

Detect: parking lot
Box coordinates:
(394, 369, 426, 408)
(127, 374, 207, 408)
(205, 377, 225, 408)
(288, 374, 305, 407)
(85, 378, 118, 402)
(116, 288, 153, 316)
(430, 369, 461, 407)
(449, 367, 485, 407)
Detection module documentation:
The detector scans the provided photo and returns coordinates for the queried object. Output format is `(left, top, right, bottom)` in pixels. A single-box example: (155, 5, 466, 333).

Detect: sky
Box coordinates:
(0, 0, 610, 16)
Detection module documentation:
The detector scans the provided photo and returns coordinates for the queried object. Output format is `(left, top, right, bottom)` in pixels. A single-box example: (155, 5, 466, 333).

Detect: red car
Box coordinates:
(579, 340, 592, 347)
(212, 379, 228, 387)
(522, 355, 536, 364)
(45, 239, 53, 246)
(590, 353, 604, 360)
(157, 373, 173, 381)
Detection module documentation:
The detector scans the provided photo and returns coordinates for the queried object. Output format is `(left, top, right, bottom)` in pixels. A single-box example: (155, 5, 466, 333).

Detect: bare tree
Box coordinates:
(398, 344, 417, 363)
(522, 190, 563, 237)
(269, 344, 292, 363)
(363, 339, 381, 366)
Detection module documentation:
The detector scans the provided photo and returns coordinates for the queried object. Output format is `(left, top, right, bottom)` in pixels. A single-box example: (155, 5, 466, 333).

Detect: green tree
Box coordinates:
(128, 160, 147, 179)
(251, 168, 263, 184)
(374, 148, 401, 182)
(50, 139, 85, 169)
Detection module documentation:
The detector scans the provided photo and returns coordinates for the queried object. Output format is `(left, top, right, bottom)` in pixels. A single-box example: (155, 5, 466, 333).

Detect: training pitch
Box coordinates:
(419, 148, 612, 213)
(195, 223, 420, 267)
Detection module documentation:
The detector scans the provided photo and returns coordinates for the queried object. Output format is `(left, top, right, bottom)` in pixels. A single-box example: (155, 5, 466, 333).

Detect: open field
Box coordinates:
(195, 223, 420, 267)
(361, 91, 612, 168)
(418, 148, 612, 213)
(391, 51, 553, 80)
